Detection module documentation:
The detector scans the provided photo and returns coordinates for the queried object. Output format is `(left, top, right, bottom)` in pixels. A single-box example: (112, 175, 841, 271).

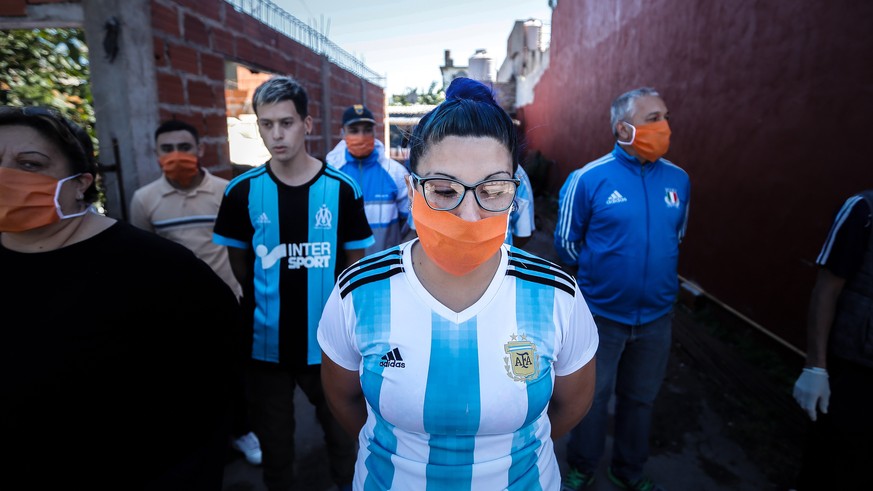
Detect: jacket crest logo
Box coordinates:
(664, 188, 680, 208)
(314, 204, 332, 229)
(504, 333, 539, 382)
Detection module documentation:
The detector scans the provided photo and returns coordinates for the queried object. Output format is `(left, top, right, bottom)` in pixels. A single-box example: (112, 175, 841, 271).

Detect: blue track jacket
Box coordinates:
(554, 144, 690, 325)
(326, 139, 410, 255)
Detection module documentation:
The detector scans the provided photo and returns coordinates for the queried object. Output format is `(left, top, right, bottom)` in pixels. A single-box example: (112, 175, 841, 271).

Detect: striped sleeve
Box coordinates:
(816, 195, 871, 278)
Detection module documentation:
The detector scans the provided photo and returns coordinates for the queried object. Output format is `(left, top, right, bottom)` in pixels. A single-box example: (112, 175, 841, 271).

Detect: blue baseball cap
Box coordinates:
(342, 104, 376, 126)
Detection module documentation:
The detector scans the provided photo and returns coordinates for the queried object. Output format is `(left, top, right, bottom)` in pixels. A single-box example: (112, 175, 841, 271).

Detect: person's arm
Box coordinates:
(548, 359, 596, 439)
(511, 168, 536, 249)
(804, 268, 846, 369)
(392, 161, 411, 240)
(345, 248, 366, 267)
(227, 247, 249, 287)
(793, 268, 844, 421)
(321, 352, 367, 438)
(553, 171, 587, 271)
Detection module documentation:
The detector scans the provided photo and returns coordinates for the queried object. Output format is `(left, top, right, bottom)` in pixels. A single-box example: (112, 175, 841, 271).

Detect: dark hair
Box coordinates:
(0, 106, 100, 203)
(407, 78, 519, 174)
(252, 76, 309, 118)
(155, 119, 199, 143)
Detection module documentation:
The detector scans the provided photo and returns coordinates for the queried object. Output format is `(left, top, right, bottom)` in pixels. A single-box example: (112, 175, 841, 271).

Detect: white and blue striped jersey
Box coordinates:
(318, 241, 598, 490)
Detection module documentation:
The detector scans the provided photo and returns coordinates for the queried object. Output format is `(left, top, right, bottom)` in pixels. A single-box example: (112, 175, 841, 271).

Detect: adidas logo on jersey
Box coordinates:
(256, 212, 271, 224)
(606, 190, 627, 205)
(379, 347, 405, 368)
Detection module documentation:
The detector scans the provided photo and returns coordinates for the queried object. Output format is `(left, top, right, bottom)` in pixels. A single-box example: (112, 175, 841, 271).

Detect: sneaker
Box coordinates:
(607, 467, 665, 491)
(232, 431, 262, 465)
(561, 467, 596, 490)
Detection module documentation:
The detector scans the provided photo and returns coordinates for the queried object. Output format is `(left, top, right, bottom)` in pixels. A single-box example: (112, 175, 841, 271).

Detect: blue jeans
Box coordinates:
(566, 312, 673, 481)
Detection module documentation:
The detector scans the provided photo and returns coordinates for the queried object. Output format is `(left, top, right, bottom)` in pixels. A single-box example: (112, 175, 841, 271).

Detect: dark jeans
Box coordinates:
(231, 366, 252, 439)
(566, 312, 673, 481)
(795, 357, 873, 490)
(247, 362, 356, 491)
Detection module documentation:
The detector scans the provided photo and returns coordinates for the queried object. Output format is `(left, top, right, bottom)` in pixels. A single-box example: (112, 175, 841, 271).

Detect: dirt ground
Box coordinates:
(652, 303, 806, 489)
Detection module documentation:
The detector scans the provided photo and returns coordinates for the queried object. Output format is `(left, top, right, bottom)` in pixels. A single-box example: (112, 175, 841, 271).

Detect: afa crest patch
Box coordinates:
(504, 333, 539, 382)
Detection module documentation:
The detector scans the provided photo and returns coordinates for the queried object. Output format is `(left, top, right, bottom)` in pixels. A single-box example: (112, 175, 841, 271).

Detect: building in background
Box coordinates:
(439, 50, 468, 88)
(496, 18, 550, 108)
(388, 17, 550, 165)
(467, 49, 494, 81)
(386, 104, 435, 163)
(439, 48, 498, 88)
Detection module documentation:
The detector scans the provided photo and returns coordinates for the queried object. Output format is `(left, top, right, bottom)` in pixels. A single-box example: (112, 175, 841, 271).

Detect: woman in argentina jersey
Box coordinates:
(318, 78, 599, 491)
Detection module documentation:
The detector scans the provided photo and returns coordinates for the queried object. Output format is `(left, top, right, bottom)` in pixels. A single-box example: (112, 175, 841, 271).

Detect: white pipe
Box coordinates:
(679, 275, 805, 358)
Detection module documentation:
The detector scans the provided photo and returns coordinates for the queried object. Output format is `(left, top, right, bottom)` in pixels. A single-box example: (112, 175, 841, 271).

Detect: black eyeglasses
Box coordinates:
(411, 173, 519, 212)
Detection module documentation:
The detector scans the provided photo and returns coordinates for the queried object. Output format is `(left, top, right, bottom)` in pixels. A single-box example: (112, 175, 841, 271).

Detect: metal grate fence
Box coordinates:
(224, 0, 384, 86)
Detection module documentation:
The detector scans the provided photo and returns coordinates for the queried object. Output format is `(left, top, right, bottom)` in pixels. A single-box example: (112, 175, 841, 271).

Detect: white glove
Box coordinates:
(792, 367, 830, 421)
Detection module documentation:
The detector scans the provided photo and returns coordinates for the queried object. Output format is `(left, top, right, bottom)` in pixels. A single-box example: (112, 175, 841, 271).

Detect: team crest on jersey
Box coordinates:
(504, 333, 539, 382)
(664, 188, 680, 208)
(314, 204, 332, 229)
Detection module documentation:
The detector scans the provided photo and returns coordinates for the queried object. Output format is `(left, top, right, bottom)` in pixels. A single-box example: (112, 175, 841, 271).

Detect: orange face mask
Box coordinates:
(411, 190, 508, 276)
(158, 151, 199, 187)
(0, 167, 88, 232)
(618, 120, 671, 163)
(344, 134, 375, 159)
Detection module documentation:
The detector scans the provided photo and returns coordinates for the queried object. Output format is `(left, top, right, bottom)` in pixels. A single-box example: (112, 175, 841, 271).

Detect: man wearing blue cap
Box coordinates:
(326, 104, 410, 255)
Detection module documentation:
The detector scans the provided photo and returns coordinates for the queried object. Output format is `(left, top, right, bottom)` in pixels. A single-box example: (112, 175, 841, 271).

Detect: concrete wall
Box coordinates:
(519, 0, 872, 351)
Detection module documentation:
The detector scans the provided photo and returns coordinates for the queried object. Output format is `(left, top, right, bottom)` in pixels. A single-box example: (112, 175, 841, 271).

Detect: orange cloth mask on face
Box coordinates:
(0, 167, 88, 232)
(344, 134, 375, 159)
(411, 190, 508, 276)
(158, 151, 199, 187)
(619, 120, 671, 163)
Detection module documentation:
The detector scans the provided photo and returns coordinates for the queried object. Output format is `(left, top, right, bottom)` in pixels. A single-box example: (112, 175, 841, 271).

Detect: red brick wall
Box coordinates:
(520, 0, 873, 351)
(151, 0, 385, 177)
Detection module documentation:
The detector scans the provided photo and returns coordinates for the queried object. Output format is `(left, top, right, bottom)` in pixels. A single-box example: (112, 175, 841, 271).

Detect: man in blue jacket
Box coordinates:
(555, 87, 690, 491)
(326, 104, 409, 256)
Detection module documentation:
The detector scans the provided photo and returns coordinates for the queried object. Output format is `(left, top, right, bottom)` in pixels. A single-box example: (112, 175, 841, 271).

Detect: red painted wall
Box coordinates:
(150, 0, 385, 178)
(520, 0, 872, 350)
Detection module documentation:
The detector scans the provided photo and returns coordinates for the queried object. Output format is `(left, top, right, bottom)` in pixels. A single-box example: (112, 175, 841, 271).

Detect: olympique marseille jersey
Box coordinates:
(214, 162, 373, 367)
(318, 241, 599, 490)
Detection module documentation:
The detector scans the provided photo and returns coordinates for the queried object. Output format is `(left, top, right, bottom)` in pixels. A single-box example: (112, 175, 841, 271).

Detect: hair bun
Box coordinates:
(445, 77, 496, 104)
